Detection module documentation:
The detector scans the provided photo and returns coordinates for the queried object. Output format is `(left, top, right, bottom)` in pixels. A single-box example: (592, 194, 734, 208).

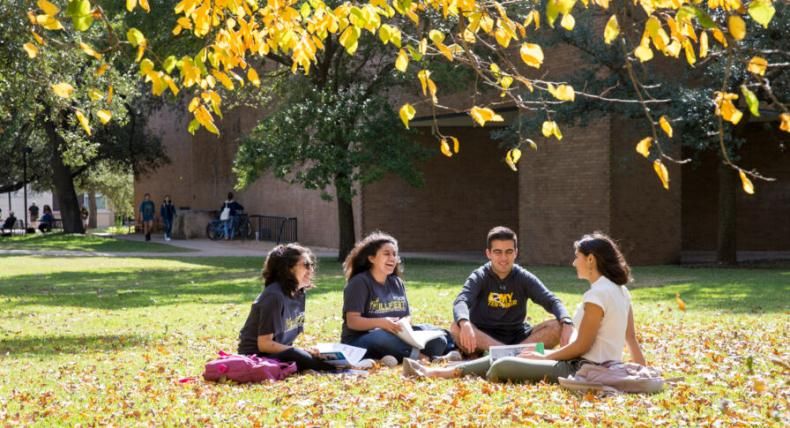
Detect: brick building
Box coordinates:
(134, 101, 789, 265)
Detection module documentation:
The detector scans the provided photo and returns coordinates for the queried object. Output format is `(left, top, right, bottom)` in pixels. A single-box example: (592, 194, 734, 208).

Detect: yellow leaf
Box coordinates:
(469, 106, 504, 127)
(399, 103, 415, 129)
(339, 26, 360, 55)
(634, 40, 653, 62)
(508, 148, 522, 164)
(675, 293, 686, 311)
(550, 84, 575, 102)
(36, 15, 64, 30)
(395, 49, 408, 73)
(699, 31, 708, 58)
(450, 136, 459, 154)
(32, 31, 44, 45)
(126, 0, 137, 12)
(440, 139, 453, 157)
(779, 113, 790, 133)
(96, 110, 112, 125)
(560, 14, 575, 31)
(682, 39, 696, 66)
(139, 0, 150, 13)
(505, 148, 521, 171)
(23, 43, 38, 58)
(107, 85, 113, 103)
(653, 159, 670, 190)
(747, 56, 767, 76)
(51, 82, 74, 98)
(88, 88, 103, 101)
(659, 116, 673, 138)
(604, 15, 619, 44)
(728, 15, 746, 41)
(38, 0, 60, 16)
(712, 28, 728, 47)
(75, 110, 91, 135)
(519, 43, 544, 69)
(716, 92, 743, 125)
(79, 42, 101, 59)
(247, 67, 260, 87)
(738, 169, 754, 194)
(636, 137, 652, 158)
(417, 69, 430, 97)
(542, 121, 563, 140)
(211, 70, 235, 90)
(96, 63, 109, 76)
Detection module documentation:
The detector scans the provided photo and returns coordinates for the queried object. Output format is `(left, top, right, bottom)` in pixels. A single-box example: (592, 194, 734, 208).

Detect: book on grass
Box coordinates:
(316, 343, 367, 368)
(395, 319, 445, 350)
(489, 344, 532, 362)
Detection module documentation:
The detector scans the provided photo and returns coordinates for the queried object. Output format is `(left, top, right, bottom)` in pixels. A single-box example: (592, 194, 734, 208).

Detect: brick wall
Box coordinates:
(135, 106, 348, 248)
(609, 117, 682, 264)
(361, 127, 518, 251)
(519, 119, 612, 265)
(683, 124, 790, 251)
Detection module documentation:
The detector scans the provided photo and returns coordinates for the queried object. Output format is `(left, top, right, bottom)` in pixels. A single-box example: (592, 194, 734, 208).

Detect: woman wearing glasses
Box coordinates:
(341, 232, 457, 363)
(237, 243, 336, 372)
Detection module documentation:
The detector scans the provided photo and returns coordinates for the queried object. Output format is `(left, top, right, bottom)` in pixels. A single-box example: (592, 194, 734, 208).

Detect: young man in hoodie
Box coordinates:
(451, 226, 575, 355)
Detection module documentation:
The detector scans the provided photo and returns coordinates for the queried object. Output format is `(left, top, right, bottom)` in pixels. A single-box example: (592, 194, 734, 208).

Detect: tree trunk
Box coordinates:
(88, 191, 98, 229)
(335, 175, 356, 262)
(44, 118, 84, 234)
(716, 162, 737, 264)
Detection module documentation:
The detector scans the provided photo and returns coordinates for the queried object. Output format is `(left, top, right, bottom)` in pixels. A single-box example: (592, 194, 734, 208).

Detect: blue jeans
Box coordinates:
(347, 324, 450, 362)
(163, 218, 172, 238)
(223, 216, 236, 239)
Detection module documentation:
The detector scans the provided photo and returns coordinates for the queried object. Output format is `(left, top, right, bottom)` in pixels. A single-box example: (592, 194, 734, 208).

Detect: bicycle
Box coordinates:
(206, 213, 254, 241)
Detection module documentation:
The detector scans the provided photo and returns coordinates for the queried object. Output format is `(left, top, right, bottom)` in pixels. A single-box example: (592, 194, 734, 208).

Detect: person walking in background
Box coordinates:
(139, 193, 155, 241)
(160, 195, 176, 241)
(219, 192, 244, 240)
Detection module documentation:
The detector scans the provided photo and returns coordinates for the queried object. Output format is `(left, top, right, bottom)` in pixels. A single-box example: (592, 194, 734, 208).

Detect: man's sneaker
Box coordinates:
(353, 359, 375, 369)
(379, 355, 398, 368)
(433, 350, 463, 363)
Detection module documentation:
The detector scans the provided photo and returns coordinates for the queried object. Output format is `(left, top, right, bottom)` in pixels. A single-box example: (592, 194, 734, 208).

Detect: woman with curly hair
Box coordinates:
(341, 232, 457, 363)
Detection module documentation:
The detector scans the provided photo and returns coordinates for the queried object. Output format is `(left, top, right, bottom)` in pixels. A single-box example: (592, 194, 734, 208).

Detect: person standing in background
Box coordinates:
(139, 193, 155, 241)
(160, 195, 176, 241)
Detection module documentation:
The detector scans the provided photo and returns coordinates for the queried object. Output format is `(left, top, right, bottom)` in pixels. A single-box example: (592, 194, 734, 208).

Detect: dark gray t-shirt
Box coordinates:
(237, 282, 305, 355)
(341, 271, 410, 343)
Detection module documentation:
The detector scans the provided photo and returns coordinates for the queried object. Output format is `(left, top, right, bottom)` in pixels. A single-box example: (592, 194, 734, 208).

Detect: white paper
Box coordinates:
(395, 319, 445, 350)
(489, 344, 532, 362)
(316, 343, 367, 367)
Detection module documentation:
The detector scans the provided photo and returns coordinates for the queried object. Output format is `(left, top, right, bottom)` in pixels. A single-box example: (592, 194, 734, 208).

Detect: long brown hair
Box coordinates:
(262, 243, 316, 295)
(342, 232, 402, 280)
(574, 232, 632, 285)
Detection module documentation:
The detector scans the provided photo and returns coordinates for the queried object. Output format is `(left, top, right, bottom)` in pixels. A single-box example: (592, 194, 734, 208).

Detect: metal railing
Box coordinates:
(249, 215, 298, 244)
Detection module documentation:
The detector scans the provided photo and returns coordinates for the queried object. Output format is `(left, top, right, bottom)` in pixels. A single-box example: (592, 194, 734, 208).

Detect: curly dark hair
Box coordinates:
(342, 232, 402, 280)
(262, 243, 316, 295)
(574, 232, 632, 285)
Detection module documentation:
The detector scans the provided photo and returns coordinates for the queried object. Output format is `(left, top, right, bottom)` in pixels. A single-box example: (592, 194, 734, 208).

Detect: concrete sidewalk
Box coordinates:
(0, 232, 486, 263)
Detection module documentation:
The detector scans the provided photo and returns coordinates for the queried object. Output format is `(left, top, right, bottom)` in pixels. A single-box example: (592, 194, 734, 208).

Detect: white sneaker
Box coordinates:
(353, 359, 375, 369)
(379, 355, 398, 367)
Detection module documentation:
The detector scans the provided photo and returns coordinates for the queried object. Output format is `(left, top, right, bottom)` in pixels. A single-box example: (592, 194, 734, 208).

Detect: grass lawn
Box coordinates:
(0, 255, 787, 426)
(0, 232, 190, 253)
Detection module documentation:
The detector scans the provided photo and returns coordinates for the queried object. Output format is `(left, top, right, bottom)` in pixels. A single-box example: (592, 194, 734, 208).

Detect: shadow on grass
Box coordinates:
(0, 264, 348, 310)
(0, 333, 149, 354)
(0, 232, 189, 253)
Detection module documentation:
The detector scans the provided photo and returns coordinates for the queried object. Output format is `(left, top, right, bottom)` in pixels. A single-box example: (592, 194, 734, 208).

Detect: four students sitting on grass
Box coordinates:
(236, 227, 648, 386)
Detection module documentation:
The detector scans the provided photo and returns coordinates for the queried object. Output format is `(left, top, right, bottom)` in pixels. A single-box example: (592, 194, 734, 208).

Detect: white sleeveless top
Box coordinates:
(571, 276, 631, 363)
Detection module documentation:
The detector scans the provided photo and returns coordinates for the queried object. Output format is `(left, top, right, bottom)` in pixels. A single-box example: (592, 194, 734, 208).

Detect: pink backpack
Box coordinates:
(203, 351, 297, 383)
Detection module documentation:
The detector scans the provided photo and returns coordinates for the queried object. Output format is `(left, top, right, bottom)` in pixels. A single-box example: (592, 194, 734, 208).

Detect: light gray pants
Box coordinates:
(458, 357, 582, 383)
